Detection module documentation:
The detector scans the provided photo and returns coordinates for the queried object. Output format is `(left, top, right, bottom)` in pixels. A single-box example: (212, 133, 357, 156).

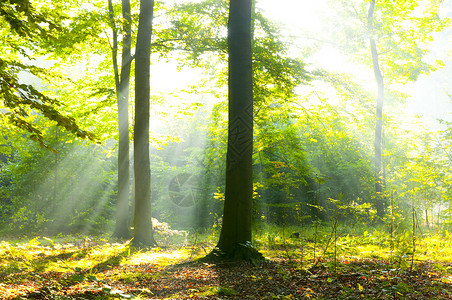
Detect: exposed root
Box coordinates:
(200, 244, 265, 266)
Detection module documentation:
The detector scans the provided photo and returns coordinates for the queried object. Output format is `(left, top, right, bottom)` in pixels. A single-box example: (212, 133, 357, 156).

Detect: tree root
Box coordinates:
(201, 244, 265, 266)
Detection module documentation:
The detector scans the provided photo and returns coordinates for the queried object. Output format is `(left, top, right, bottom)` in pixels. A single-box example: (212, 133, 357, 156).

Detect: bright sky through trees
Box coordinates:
(258, 0, 452, 127)
(154, 0, 452, 126)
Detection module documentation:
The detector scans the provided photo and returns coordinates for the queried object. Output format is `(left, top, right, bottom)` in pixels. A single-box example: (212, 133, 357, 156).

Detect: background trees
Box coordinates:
(109, 0, 133, 239)
(0, 0, 451, 260)
(327, 0, 448, 218)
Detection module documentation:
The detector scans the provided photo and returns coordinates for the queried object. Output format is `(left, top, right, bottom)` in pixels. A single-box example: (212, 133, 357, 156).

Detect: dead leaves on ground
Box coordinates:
(1, 241, 452, 299)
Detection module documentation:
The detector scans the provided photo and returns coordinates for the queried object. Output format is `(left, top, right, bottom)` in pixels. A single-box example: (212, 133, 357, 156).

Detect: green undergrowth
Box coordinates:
(1, 225, 452, 299)
(0, 237, 196, 275)
(3, 226, 452, 275)
(253, 224, 452, 266)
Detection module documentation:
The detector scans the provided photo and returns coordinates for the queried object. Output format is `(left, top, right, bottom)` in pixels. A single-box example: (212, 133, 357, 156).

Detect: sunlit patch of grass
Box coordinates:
(125, 248, 192, 267)
(0, 236, 132, 278)
(417, 232, 452, 262)
(43, 241, 130, 273)
(0, 238, 71, 274)
(340, 243, 392, 260)
(254, 226, 452, 270)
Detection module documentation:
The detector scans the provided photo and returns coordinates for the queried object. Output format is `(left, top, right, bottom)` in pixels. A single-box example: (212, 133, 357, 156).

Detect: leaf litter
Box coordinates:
(1, 238, 452, 299)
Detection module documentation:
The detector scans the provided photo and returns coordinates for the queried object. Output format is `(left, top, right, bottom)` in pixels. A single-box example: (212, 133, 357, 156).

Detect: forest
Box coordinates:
(1, 0, 452, 299)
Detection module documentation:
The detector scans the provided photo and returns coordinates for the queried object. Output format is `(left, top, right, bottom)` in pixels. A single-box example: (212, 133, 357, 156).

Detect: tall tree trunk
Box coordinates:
(210, 0, 262, 261)
(425, 208, 430, 229)
(133, 0, 156, 247)
(110, 0, 133, 239)
(368, 0, 385, 219)
(52, 127, 59, 215)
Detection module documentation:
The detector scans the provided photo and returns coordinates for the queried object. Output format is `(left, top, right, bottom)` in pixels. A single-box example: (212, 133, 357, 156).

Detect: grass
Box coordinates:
(1, 224, 452, 299)
(255, 222, 452, 262)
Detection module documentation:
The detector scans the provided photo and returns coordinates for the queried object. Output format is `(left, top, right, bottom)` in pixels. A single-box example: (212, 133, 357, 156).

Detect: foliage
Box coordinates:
(158, 0, 311, 108)
(328, 0, 449, 83)
(0, 0, 97, 148)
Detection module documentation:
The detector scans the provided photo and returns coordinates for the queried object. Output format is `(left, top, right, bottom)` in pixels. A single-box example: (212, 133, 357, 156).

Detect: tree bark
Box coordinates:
(425, 208, 430, 229)
(111, 0, 133, 240)
(133, 0, 156, 247)
(368, 0, 385, 219)
(208, 0, 262, 262)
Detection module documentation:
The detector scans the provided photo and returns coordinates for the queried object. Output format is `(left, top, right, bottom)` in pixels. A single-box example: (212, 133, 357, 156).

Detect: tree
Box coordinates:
(157, 0, 310, 230)
(133, 0, 156, 247)
(108, 0, 133, 239)
(367, 0, 385, 218)
(366, 0, 448, 218)
(329, 0, 448, 219)
(207, 0, 263, 261)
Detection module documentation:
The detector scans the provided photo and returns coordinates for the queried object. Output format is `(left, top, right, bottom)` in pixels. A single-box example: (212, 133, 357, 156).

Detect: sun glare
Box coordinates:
(257, 0, 326, 32)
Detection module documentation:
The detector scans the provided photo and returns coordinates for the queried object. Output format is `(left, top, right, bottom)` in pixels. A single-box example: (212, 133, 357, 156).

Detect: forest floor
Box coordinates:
(1, 233, 452, 299)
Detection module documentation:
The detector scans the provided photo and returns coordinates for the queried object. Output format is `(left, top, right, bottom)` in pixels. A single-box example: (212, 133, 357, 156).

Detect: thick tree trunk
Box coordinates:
(368, 0, 385, 219)
(133, 0, 156, 247)
(111, 0, 133, 240)
(208, 0, 262, 262)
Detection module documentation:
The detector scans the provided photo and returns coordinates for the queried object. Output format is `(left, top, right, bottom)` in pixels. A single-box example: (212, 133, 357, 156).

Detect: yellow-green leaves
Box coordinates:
(330, 0, 450, 83)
